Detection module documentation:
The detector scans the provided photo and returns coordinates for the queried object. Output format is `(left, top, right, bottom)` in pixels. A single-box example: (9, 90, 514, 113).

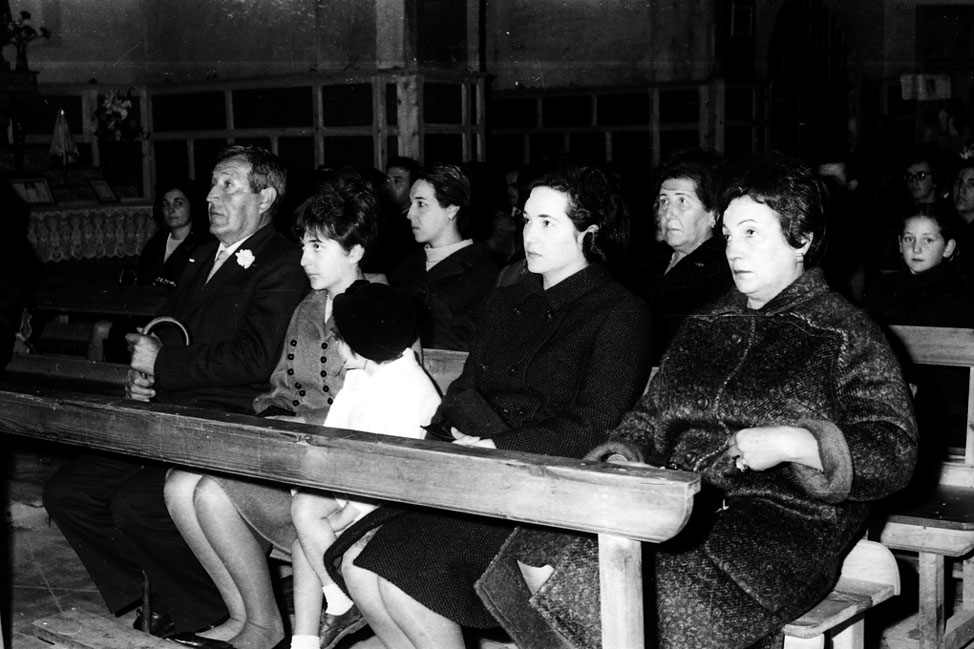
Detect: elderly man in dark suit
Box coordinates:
(43, 146, 308, 638)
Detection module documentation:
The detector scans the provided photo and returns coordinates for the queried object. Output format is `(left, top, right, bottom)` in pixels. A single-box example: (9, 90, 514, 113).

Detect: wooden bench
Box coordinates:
(782, 539, 900, 649)
(26, 284, 168, 361)
(2, 348, 901, 649)
(874, 325, 974, 649)
(0, 384, 699, 649)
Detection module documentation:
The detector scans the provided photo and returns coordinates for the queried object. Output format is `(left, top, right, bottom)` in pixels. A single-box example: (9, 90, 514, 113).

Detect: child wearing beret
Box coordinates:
(288, 280, 441, 649)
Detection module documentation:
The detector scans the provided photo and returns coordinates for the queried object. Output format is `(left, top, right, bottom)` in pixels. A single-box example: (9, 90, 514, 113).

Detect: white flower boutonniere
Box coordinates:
(235, 249, 255, 269)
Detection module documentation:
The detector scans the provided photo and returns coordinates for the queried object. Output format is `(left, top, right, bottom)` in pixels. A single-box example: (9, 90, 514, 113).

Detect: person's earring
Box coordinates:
(796, 251, 804, 263)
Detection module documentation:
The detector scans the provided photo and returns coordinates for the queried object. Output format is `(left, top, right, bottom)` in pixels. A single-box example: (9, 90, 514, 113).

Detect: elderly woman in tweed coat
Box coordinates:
(476, 152, 918, 649)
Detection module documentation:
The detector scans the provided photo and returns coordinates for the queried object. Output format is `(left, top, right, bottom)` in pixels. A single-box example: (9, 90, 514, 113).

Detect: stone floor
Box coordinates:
(1, 439, 930, 649)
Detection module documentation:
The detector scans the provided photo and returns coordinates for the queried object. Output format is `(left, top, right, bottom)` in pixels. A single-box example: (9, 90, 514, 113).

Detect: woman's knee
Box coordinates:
(163, 470, 202, 512)
(192, 476, 232, 514)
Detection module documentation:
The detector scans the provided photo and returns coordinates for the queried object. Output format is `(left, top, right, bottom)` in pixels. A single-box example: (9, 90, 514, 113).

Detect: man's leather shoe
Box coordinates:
(168, 632, 237, 649)
(319, 606, 367, 649)
(131, 608, 175, 637)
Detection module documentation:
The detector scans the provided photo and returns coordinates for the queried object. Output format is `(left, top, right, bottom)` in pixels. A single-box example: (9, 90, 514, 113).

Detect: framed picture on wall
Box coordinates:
(90, 179, 119, 203)
(10, 178, 55, 206)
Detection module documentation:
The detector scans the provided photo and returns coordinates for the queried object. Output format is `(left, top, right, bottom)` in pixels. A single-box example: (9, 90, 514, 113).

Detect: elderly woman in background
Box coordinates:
(391, 163, 498, 351)
(328, 161, 654, 649)
(623, 148, 732, 359)
(477, 152, 918, 649)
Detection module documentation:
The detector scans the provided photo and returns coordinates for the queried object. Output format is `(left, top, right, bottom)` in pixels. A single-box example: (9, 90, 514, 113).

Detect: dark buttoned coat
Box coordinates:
(478, 269, 918, 649)
(391, 242, 498, 351)
(334, 264, 654, 627)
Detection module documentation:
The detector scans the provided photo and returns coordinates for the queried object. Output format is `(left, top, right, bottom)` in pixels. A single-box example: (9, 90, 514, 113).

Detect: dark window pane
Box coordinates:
(568, 132, 605, 163)
(154, 92, 225, 131)
(659, 89, 699, 123)
(386, 83, 398, 126)
(488, 134, 526, 168)
(387, 136, 398, 159)
(542, 96, 590, 128)
(154, 141, 189, 185)
(278, 137, 316, 174)
(598, 93, 649, 126)
(425, 134, 463, 165)
(322, 136, 374, 169)
(726, 87, 754, 122)
(322, 84, 372, 127)
(233, 87, 313, 128)
(489, 98, 536, 129)
(194, 138, 231, 180)
(529, 132, 565, 161)
(611, 131, 651, 169)
(24, 95, 84, 134)
(659, 130, 700, 156)
(725, 126, 756, 157)
(424, 82, 462, 124)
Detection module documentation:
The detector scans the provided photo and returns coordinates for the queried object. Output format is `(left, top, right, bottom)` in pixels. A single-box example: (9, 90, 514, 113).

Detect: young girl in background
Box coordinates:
(866, 205, 974, 467)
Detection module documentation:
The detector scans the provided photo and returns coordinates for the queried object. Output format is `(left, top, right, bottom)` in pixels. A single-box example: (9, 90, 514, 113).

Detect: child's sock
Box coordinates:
(323, 582, 355, 615)
(290, 635, 318, 649)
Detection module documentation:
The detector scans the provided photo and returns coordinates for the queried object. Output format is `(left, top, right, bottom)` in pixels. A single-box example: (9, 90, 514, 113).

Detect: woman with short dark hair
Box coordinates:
(137, 178, 212, 287)
(331, 161, 655, 649)
(391, 163, 498, 351)
(478, 152, 918, 649)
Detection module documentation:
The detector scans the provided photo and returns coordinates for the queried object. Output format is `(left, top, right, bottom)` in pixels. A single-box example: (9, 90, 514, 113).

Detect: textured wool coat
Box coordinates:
(328, 264, 654, 627)
(391, 242, 498, 351)
(478, 268, 918, 649)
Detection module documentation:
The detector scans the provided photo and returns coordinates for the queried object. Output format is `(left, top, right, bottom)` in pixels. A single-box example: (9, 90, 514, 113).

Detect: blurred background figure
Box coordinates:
(136, 178, 212, 288)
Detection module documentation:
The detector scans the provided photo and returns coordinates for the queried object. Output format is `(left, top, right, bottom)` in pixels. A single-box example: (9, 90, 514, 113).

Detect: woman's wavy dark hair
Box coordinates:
(294, 167, 379, 259)
(655, 148, 726, 212)
(154, 178, 207, 233)
(529, 162, 630, 265)
(414, 163, 472, 238)
(718, 152, 829, 267)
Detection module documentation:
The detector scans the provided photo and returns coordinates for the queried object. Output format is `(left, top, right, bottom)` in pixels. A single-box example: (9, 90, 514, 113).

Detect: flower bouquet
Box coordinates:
(94, 89, 143, 142)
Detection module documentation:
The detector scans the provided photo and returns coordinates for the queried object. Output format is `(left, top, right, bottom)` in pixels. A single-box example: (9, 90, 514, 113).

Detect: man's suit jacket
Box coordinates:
(152, 224, 308, 413)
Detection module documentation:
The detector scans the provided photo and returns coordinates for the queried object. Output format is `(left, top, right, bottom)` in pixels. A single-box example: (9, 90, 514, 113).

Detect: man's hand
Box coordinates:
(126, 332, 162, 377)
(124, 368, 156, 402)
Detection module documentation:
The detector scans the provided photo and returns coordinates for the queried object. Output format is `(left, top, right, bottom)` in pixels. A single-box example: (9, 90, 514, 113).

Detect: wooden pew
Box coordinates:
(875, 325, 974, 649)
(3, 348, 900, 648)
(0, 384, 698, 649)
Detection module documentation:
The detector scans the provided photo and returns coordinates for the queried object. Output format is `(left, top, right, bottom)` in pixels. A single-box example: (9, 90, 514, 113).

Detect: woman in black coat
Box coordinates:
(477, 153, 918, 649)
(137, 178, 212, 288)
(333, 162, 654, 648)
(622, 149, 732, 360)
(390, 164, 498, 351)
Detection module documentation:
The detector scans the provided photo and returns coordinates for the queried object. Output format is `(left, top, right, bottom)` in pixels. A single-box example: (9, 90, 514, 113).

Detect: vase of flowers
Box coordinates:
(94, 89, 143, 184)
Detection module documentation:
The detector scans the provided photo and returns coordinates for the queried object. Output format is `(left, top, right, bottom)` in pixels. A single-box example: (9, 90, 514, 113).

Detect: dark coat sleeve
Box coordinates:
(153, 235, 308, 393)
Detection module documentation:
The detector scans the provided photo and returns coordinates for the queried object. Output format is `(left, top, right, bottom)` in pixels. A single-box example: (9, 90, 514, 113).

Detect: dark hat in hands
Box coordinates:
(332, 280, 416, 363)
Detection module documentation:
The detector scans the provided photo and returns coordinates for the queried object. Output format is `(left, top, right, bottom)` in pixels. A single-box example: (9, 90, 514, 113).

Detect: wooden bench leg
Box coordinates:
(598, 533, 643, 649)
(963, 555, 974, 612)
(917, 551, 946, 649)
(831, 619, 864, 649)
